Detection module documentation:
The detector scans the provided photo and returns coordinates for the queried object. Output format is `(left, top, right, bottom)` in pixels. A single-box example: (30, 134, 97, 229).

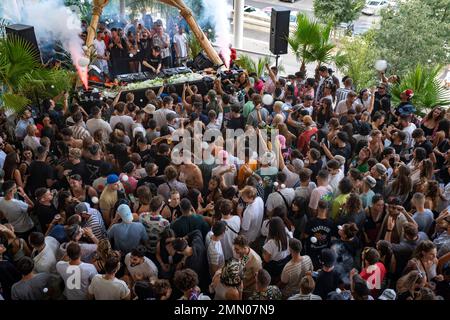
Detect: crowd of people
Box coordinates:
(87, 14, 190, 78)
(1, 31, 450, 300)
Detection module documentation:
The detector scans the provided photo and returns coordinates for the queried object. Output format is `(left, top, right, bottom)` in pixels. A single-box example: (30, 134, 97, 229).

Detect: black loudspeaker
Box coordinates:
(5, 24, 42, 63)
(269, 8, 290, 55)
(192, 51, 214, 70)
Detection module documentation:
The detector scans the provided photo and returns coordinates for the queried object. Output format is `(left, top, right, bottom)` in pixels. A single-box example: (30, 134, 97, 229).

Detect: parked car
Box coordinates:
(279, 0, 299, 3)
(362, 0, 389, 15)
(244, 5, 269, 19)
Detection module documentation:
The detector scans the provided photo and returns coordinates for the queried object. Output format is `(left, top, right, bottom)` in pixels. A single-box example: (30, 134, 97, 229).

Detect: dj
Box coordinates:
(142, 46, 163, 75)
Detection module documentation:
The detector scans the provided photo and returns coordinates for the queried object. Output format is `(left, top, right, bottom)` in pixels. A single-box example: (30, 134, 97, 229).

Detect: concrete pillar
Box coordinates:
(233, 0, 244, 49)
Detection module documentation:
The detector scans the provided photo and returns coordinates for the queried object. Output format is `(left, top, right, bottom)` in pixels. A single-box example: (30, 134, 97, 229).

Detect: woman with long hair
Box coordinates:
(384, 164, 412, 205)
(18, 147, 33, 183)
(156, 228, 181, 279)
(313, 97, 333, 129)
(92, 238, 121, 273)
(350, 146, 372, 173)
(403, 240, 443, 286)
(206, 175, 223, 204)
(368, 130, 384, 161)
(421, 106, 445, 138)
(262, 217, 291, 280)
(424, 180, 448, 215)
(331, 223, 362, 278)
(68, 174, 98, 207)
(261, 206, 294, 239)
(433, 119, 450, 165)
(291, 197, 309, 240)
(396, 270, 426, 300)
(376, 240, 396, 288)
(363, 194, 386, 246)
(3, 151, 24, 188)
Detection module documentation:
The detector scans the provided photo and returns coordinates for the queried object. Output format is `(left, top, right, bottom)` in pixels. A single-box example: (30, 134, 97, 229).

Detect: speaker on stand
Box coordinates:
(5, 24, 42, 64)
(269, 8, 290, 68)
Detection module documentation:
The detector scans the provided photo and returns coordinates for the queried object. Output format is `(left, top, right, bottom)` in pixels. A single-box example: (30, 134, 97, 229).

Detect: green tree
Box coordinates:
(335, 34, 377, 90)
(288, 13, 335, 73)
(390, 64, 450, 115)
(313, 0, 365, 28)
(0, 36, 74, 113)
(373, 0, 450, 76)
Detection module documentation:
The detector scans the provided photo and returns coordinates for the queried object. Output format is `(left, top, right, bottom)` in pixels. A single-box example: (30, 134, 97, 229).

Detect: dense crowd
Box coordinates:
(1, 17, 450, 300)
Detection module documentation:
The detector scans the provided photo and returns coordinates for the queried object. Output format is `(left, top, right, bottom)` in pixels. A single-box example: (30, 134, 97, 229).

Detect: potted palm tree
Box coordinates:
(0, 35, 74, 114)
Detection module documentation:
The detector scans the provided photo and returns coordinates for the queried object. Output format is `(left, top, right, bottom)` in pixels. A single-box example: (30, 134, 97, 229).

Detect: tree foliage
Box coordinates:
(288, 13, 335, 72)
(313, 0, 365, 27)
(0, 36, 74, 113)
(390, 64, 450, 115)
(335, 34, 377, 91)
(373, 0, 450, 76)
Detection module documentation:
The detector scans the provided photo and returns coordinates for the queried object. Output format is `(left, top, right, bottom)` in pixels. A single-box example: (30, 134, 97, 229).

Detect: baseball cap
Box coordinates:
(374, 163, 387, 175)
(402, 89, 414, 99)
(378, 289, 396, 300)
(364, 176, 377, 189)
(334, 155, 346, 168)
(107, 174, 119, 184)
(74, 202, 90, 215)
(117, 204, 133, 223)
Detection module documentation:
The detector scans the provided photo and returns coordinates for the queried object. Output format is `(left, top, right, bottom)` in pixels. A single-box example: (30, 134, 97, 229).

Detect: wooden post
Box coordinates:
(86, 0, 110, 50)
(158, 0, 223, 66)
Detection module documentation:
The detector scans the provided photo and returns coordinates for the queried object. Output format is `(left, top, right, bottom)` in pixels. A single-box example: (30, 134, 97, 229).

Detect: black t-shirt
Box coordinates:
(184, 230, 210, 291)
(84, 158, 106, 185)
(153, 154, 171, 176)
(372, 92, 391, 116)
(313, 269, 342, 299)
(227, 116, 246, 130)
(414, 139, 433, 157)
(65, 160, 90, 185)
(143, 51, 161, 72)
(110, 37, 128, 60)
(373, 178, 384, 195)
(136, 175, 166, 189)
(391, 142, 405, 156)
(304, 217, 336, 265)
(308, 159, 323, 183)
(330, 143, 352, 164)
(0, 260, 22, 300)
(35, 203, 58, 233)
(26, 161, 54, 196)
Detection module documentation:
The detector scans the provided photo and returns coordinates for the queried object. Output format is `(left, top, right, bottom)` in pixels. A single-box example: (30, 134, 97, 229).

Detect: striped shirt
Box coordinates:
(280, 256, 314, 298)
(70, 124, 91, 140)
(335, 88, 352, 106)
(83, 209, 107, 240)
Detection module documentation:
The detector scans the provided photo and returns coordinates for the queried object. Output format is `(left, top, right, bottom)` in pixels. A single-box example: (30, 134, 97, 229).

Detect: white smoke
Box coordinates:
(201, 0, 232, 67)
(1, 0, 85, 71)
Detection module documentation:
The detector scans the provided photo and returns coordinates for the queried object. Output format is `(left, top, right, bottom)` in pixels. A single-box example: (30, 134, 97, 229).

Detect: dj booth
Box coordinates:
(81, 67, 215, 110)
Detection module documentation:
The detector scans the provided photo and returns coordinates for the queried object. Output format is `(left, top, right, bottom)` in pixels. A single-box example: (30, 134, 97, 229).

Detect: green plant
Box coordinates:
(313, 0, 365, 29)
(187, 33, 202, 60)
(288, 13, 335, 73)
(0, 35, 74, 113)
(390, 64, 450, 116)
(235, 54, 284, 78)
(335, 36, 377, 90)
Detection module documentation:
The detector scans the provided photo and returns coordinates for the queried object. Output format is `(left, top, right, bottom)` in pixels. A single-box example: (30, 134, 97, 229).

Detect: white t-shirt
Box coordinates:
(88, 275, 130, 300)
(309, 185, 334, 210)
(261, 220, 293, 238)
(173, 33, 188, 58)
(56, 261, 98, 300)
(402, 123, 417, 149)
(335, 100, 353, 115)
(221, 215, 241, 261)
(86, 118, 112, 138)
(93, 38, 107, 69)
(207, 239, 225, 271)
(124, 253, 158, 280)
(109, 115, 134, 136)
(241, 197, 264, 243)
(328, 170, 345, 195)
(263, 238, 290, 261)
(0, 198, 34, 233)
(282, 166, 300, 188)
(33, 236, 60, 274)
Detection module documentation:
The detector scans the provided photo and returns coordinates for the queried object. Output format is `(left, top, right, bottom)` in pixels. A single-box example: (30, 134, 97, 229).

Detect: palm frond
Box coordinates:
(1, 93, 30, 113)
(391, 64, 450, 115)
(235, 54, 257, 74)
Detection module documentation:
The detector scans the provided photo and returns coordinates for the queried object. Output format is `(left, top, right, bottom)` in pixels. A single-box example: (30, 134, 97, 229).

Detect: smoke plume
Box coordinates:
(1, 0, 88, 88)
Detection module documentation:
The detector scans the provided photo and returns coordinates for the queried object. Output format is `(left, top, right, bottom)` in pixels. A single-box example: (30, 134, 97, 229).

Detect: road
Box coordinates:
(224, 0, 380, 75)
